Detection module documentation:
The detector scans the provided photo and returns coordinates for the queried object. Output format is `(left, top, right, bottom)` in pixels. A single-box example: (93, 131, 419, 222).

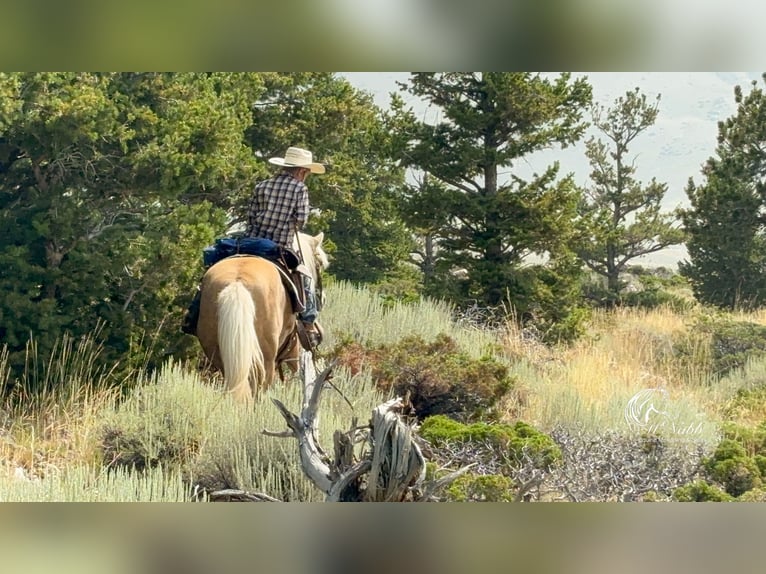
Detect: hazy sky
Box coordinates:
(341, 72, 763, 267)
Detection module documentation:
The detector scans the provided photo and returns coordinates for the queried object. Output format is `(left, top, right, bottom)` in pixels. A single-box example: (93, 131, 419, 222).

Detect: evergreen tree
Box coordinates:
(577, 88, 684, 304)
(0, 73, 256, 381)
(399, 172, 454, 296)
(680, 75, 766, 309)
(391, 73, 592, 341)
(245, 73, 413, 284)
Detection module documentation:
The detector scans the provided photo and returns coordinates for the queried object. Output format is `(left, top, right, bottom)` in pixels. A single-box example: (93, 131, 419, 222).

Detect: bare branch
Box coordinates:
(268, 360, 468, 502)
(207, 489, 282, 502)
(419, 464, 476, 501)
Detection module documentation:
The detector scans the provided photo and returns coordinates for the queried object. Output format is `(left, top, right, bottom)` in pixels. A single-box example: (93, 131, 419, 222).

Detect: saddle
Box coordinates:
(203, 236, 300, 269)
(202, 236, 306, 314)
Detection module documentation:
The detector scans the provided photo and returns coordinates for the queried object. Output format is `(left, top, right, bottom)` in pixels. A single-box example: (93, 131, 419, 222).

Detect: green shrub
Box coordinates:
(707, 319, 766, 376)
(671, 316, 766, 380)
(581, 267, 693, 312)
(703, 439, 763, 497)
(722, 383, 766, 427)
(621, 288, 694, 312)
(370, 264, 423, 306)
(755, 455, 766, 478)
(720, 422, 766, 457)
(673, 480, 734, 502)
(334, 334, 513, 421)
(419, 414, 561, 469)
(100, 372, 211, 471)
(444, 473, 515, 502)
(737, 488, 766, 502)
(420, 414, 511, 443)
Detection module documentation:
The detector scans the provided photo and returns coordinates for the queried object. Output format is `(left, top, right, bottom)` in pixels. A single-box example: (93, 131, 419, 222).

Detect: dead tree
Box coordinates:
(208, 357, 469, 502)
(272, 362, 468, 502)
(272, 360, 424, 501)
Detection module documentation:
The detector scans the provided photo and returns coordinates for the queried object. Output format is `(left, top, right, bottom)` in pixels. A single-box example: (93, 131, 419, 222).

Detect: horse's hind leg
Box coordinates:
(253, 334, 280, 396)
(281, 338, 300, 380)
(254, 348, 277, 396)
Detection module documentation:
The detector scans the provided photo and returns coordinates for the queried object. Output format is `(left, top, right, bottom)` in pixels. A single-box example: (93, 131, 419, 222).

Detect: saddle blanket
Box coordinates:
(202, 236, 304, 313)
(202, 237, 300, 270)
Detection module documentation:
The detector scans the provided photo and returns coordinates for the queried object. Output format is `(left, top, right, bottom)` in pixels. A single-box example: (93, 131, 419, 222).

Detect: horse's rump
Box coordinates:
(197, 256, 295, 398)
(194, 232, 328, 402)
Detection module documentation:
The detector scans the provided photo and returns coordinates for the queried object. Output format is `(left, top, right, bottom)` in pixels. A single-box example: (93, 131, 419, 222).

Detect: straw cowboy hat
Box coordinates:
(268, 146, 325, 174)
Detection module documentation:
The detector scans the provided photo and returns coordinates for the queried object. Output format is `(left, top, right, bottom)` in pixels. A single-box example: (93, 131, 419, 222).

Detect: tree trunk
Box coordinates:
(607, 266, 621, 297)
(260, 357, 470, 502)
(44, 239, 64, 300)
(422, 233, 436, 288)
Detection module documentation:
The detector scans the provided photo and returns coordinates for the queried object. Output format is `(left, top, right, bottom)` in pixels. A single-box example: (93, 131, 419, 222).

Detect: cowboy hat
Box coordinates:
(268, 146, 325, 174)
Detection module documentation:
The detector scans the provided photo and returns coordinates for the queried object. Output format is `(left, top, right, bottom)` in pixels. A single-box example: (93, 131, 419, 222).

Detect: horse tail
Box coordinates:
(217, 282, 265, 396)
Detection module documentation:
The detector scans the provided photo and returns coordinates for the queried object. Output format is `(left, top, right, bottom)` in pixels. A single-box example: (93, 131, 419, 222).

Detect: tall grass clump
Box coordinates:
(0, 334, 120, 482)
(513, 305, 721, 446)
(100, 359, 387, 501)
(718, 356, 766, 427)
(0, 464, 193, 502)
(7, 334, 119, 405)
(323, 282, 498, 358)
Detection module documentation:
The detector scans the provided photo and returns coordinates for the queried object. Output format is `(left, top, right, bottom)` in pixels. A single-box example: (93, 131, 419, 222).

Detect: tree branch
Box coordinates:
(267, 359, 469, 502)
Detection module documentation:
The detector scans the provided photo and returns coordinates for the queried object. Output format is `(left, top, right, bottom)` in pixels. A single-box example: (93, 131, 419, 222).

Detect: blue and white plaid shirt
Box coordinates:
(245, 172, 309, 248)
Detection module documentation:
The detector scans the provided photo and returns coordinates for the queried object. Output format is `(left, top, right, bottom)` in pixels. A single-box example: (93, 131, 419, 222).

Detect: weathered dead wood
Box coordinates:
(269, 360, 336, 494)
(206, 489, 281, 502)
(362, 397, 425, 501)
(266, 356, 470, 502)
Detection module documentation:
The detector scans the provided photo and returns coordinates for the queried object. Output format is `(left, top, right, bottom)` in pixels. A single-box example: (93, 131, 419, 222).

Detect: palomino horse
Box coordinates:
(195, 232, 328, 401)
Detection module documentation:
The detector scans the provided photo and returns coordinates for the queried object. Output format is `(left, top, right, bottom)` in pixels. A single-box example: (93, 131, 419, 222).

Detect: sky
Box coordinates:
(341, 72, 764, 267)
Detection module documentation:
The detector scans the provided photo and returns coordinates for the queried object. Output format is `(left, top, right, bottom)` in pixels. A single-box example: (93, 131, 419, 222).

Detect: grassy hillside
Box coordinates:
(3, 281, 766, 501)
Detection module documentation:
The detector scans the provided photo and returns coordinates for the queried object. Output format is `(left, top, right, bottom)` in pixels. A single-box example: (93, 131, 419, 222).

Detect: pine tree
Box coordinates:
(577, 88, 684, 304)
(680, 74, 766, 309)
(0, 73, 255, 380)
(391, 72, 592, 341)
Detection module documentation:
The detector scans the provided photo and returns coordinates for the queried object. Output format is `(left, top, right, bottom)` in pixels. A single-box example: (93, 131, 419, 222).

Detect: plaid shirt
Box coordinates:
(245, 172, 309, 248)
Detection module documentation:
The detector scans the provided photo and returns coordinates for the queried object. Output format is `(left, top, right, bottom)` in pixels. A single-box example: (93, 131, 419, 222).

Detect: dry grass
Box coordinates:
(6, 283, 766, 500)
(0, 334, 385, 500)
(0, 337, 120, 483)
(320, 285, 738, 445)
(0, 394, 116, 482)
(506, 304, 721, 444)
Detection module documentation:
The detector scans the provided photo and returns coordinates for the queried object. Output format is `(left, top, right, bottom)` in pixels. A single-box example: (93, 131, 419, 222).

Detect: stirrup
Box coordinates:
(296, 321, 323, 351)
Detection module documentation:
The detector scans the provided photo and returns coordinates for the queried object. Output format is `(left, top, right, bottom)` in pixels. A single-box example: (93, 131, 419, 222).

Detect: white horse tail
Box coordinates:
(217, 282, 265, 397)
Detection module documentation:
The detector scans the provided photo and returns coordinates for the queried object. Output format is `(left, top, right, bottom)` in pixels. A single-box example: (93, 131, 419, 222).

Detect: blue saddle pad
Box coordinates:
(203, 237, 293, 268)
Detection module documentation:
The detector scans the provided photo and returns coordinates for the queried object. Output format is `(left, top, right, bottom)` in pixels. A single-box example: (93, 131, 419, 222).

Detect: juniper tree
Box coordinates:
(0, 73, 253, 380)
